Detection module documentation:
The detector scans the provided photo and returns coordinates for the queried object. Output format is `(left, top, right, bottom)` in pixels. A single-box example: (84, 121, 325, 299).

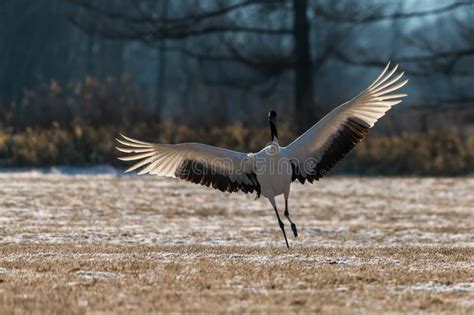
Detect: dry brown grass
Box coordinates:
(1, 244, 473, 314)
(0, 174, 473, 314)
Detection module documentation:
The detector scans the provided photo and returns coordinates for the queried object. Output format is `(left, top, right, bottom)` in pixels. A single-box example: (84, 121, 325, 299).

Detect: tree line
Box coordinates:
(0, 0, 473, 173)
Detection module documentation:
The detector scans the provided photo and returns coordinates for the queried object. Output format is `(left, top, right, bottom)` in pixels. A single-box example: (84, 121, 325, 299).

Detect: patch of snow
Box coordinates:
(0, 165, 122, 177)
(0, 175, 473, 248)
(393, 282, 474, 293)
(76, 270, 123, 280)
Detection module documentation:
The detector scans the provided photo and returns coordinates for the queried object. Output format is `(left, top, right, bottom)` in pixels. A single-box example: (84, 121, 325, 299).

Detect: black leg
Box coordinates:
(284, 199, 298, 238)
(272, 205, 290, 248)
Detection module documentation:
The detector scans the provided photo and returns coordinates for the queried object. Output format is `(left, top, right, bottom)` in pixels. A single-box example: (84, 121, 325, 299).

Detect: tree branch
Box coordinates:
(69, 17, 291, 41)
(164, 45, 237, 62)
(224, 40, 293, 76)
(317, 1, 472, 23)
(69, 0, 277, 24)
(68, 0, 291, 39)
(333, 49, 474, 76)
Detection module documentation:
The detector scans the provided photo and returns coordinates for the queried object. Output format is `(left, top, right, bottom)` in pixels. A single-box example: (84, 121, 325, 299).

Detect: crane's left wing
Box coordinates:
(287, 62, 407, 184)
(116, 135, 260, 196)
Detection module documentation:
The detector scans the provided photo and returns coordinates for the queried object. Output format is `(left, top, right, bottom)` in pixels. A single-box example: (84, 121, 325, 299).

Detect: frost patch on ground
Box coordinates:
(0, 267, 10, 275)
(76, 270, 123, 280)
(0, 175, 473, 248)
(393, 282, 474, 293)
(0, 165, 121, 177)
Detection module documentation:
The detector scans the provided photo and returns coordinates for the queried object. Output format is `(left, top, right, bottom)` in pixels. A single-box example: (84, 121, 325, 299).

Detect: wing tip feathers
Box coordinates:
(369, 62, 407, 98)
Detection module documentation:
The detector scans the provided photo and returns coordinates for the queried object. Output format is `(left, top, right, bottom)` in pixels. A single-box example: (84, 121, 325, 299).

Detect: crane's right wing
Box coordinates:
(116, 135, 260, 196)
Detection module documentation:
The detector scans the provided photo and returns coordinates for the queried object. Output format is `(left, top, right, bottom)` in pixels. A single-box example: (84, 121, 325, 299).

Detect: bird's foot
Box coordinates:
(291, 223, 298, 238)
(278, 221, 290, 248)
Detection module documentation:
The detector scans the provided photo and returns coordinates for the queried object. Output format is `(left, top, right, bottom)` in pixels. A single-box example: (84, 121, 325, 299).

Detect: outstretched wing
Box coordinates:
(287, 62, 407, 184)
(116, 135, 260, 196)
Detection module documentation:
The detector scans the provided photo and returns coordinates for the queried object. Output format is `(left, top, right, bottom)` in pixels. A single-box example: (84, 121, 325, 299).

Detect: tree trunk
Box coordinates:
(292, 0, 315, 132)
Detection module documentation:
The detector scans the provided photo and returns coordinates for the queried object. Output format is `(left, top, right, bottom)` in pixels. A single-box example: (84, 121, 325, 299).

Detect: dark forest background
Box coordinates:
(0, 0, 473, 175)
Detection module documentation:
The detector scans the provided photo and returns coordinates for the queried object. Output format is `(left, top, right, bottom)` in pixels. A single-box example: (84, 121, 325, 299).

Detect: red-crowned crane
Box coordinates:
(116, 62, 407, 248)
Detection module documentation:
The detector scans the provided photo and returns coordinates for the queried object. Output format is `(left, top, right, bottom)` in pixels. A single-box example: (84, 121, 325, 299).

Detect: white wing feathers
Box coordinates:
(117, 62, 406, 189)
(287, 62, 407, 183)
(116, 135, 260, 195)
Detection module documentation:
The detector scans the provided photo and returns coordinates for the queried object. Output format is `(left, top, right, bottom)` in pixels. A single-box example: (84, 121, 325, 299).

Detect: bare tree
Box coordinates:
(321, 0, 473, 133)
(325, 1, 474, 104)
(67, 0, 321, 131)
(0, 0, 78, 102)
(67, 0, 473, 132)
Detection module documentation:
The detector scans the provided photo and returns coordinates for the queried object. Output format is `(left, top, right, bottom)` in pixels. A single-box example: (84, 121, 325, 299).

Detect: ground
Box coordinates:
(0, 170, 473, 314)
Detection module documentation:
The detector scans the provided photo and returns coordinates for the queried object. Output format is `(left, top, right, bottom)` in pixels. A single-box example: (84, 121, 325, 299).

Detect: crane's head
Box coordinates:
(268, 110, 277, 124)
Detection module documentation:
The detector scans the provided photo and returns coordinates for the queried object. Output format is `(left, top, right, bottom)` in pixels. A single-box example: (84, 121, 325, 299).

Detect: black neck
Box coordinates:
(269, 120, 278, 142)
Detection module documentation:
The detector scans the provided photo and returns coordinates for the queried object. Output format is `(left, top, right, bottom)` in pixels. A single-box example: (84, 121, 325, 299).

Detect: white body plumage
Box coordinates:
(254, 142, 292, 199)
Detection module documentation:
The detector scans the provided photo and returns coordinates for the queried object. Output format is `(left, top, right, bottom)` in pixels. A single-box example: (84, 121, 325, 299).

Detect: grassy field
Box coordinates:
(0, 171, 473, 313)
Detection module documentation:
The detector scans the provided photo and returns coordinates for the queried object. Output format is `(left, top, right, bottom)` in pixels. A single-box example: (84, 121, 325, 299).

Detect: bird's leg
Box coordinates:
(284, 199, 298, 238)
(272, 205, 290, 248)
(268, 197, 289, 248)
